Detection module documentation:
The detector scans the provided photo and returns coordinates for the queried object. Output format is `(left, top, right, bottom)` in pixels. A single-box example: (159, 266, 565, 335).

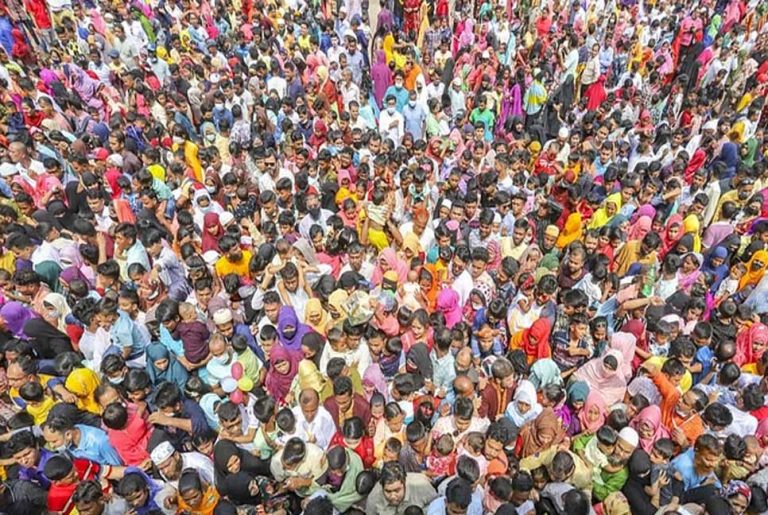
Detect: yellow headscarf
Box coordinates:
(682, 214, 702, 253)
(740, 250, 768, 290)
(402, 233, 423, 258)
(588, 193, 623, 229)
(298, 359, 327, 393)
(556, 213, 583, 249)
(65, 368, 102, 415)
(304, 298, 331, 336)
(327, 289, 349, 331)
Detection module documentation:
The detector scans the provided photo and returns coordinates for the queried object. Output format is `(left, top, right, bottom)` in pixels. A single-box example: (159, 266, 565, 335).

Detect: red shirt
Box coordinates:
(329, 431, 376, 468)
(107, 411, 153, 466)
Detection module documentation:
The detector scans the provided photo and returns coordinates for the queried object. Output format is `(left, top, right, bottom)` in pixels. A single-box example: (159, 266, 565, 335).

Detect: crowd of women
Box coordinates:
(0, 0, 767, 513)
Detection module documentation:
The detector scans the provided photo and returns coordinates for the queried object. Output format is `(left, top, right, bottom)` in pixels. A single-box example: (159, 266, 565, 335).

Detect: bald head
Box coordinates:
(299, 388, 320, 421)
(455, 347, 473, 371)
(453, 375, 474, 398)
(299, 388, 319, 406)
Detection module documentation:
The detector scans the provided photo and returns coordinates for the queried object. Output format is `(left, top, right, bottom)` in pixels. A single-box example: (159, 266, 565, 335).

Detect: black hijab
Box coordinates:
(622, 449, 656, 515)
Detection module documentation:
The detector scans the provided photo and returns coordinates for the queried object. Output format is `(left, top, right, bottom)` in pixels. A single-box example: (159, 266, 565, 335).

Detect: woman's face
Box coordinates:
(638, 420, 655, 439)
(274, 359, 290, 375)
(379, 257, 391, 273)
(154, 358, 169, 371)
(517, 400, 531, 414)
(207, 224, 218, 234)
(668, 225, 680, 240)
(181, 488, 203, 509)
(587, 405, 601, 422)
(538, 430, 555, 447)
(411, 320, 425, 338)
(606, 201, 617, 217)
(729, 493, 749, 515)
(301, 344, 316, 360)
(682, 255, 698, 273)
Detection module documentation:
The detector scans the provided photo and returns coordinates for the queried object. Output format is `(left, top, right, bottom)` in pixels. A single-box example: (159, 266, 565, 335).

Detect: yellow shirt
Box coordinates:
(0, 251, 15, 275)
(214, 250, 253, 278)
(26, 397, 57, 426)
(147, 163, 166, 182)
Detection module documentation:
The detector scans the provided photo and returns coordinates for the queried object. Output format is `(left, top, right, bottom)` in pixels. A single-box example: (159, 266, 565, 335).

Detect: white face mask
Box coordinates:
(408, 100, 416, 107)
(213, 354, 230, 366)
(387, 107, 396, 115)
(215, 103, 224, 110)
(109, 375, 125, 385)
(395, 81, 403, 88)
(47, 309, 60, 319)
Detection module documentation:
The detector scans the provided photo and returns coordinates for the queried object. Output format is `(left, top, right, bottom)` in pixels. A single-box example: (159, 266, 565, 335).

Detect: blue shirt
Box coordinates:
(384, 85, 410, 112)
(72, 424, 123, 466)
(670, 448, 721, 490)
(110, 310, 149, 361)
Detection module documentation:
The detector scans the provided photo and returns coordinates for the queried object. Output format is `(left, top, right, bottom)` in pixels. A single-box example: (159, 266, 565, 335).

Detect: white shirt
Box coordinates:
(267, 76, 287, 98)
(451, 270, 473, 307)
(161, 452, 215, 489)
(378, 109, 405, 144)
(400, 222, 435, 253)
(339, 260, 375, 281)
(292, 405, 337, 450)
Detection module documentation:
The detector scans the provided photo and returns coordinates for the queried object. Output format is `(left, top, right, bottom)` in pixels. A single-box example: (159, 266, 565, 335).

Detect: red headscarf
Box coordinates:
(201, 212, 224, 253)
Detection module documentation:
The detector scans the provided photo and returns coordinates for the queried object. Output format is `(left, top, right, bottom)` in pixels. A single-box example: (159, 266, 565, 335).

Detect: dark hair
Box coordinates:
(102, 402, 129, 430)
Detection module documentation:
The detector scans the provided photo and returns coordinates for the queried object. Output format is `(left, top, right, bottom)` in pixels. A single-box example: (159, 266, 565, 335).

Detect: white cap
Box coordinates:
(702, 119, 718, 131)
(210, 73, 221, 84)
(213, 308, 233, 325)
(202, 250, 219, 266)
(150, 441, 175, 465)
(618, 427, 639, 449)
(107, 153, 123, 167)
(220, 211, 235, 226)
(0, 163, 17, 177)
(481, 50, 490, 59)
(558, 127, 570, 139)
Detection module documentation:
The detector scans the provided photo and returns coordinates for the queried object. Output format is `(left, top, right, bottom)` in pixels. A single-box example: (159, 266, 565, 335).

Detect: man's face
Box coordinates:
(336, 391, 352, 412)
(452, 256, 466, 277)
(264, 301, 280, 323)
(469, 259, 485, 279)
(157, 452, 182, 480)
(75, 499, 104, 515)
(12, 445, 39, 468)
(484, 437, 503, 460)
(301, 397, 319, 422)
(613, 438, 635, 462)
(568, 253, 584, 274)
(383, 479, 406, 505)
(283, 274, 299, 292)
(694, 448, 721, 473)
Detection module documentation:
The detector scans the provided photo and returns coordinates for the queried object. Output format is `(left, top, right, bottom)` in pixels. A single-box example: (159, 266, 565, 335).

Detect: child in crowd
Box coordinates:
(458, 432, 488, 477)
(176, 301, 211, 369)
(425, 433, 456, 482)
(102, 400, 152, 466)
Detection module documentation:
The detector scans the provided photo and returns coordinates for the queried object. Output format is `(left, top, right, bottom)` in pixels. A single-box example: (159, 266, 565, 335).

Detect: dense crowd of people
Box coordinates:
(0, 0, 767, 513)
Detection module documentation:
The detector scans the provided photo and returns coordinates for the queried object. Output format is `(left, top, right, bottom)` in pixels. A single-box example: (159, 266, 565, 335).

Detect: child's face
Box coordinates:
(650, 448, 667, 465)
(383, 448, 398, 462)
(597, 441, 615, 454)
(731, 266, 745, 280)
(371, 402, 384, 418)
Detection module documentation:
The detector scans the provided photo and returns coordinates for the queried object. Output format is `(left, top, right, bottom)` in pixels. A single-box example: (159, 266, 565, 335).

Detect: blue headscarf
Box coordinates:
(145, 342, 189, 390)
(701, 246, 730, 292)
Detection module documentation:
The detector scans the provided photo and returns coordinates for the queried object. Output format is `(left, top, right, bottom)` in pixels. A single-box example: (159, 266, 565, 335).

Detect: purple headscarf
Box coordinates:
(276, 306, 313, 351)
(630, 204, 657, 224)
(60, 265, 90, 287)
(0, 302, 36, 339)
